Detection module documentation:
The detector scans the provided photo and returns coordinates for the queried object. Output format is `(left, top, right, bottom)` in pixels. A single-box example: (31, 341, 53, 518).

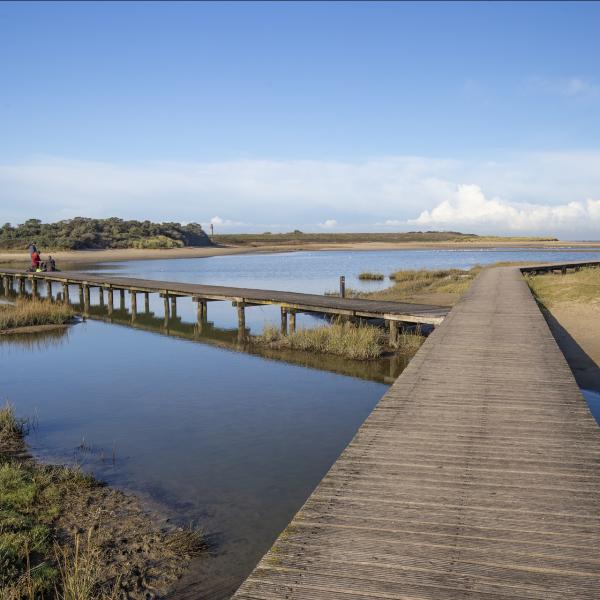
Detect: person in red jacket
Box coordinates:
(31, 250, 41, 270)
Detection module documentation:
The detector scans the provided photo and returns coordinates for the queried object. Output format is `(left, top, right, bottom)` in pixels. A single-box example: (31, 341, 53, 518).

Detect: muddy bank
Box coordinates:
(0, 408, 204, 599)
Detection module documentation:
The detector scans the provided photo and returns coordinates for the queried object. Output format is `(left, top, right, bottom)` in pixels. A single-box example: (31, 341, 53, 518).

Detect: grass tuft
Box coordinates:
(0, 298, 74, 330)
(358, 272, 385, 281)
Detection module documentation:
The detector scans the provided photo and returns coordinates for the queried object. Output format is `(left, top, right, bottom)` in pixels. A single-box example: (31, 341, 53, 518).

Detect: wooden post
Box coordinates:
(31, 278, 38, 297)
(98, 287, 104, 307)
(83, 285, 90, 313)
(388, 319, 399, 349)
(130, 290, 137, 320)
(144, 292, 150, 313)
(107, 288, 114, 315)
(18, 277, 25, 295)
(62, 282, 69, 304)
(289, 310, 297, 334)
(340, 275, 346, 298)
(47, 280, 53, 299)
(78, 284, 84, 306)
(170, 295, 177, 316)
(237, 301, 246, 342)
(120, 289, 125, 310)
(281, 306, 288, 335)
(2, 276, 9, 296)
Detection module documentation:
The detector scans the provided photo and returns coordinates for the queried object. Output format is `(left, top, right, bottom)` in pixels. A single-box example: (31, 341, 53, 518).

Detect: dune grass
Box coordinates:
(258, 321, 385, 359)
(526, 267, 600, 308)
(358, 272, 385, 281)
(0, 298, 74, 330)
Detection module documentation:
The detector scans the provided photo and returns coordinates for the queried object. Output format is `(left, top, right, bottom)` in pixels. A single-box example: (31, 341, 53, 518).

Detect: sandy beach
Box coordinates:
(1, 239, 600, 266)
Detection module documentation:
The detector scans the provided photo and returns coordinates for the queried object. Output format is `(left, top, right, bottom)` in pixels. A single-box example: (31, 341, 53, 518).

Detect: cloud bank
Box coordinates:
(1, 153, 600, 238)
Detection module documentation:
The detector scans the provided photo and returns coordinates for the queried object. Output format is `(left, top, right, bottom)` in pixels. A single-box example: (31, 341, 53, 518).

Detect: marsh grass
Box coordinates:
(362, 267, 481, 303)
(358, 272, 385, 281)
(258, 321, 385, 359)
(526, 267, 600, 308)
(0, 298, 74, 330)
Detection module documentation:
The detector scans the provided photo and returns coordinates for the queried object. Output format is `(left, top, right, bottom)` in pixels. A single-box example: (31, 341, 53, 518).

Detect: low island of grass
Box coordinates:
(0, 298, 75, 333)
(255, 320, 424, 360)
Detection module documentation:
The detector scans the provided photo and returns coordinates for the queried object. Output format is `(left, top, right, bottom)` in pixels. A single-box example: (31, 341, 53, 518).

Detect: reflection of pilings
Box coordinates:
(120, 289, 125, 310)
(387, 319, 399, 349)
(107, 288, 114, 315)
(281, 306, 288, 335)
(161, 292, 170, 328)
(47, 280, 53, 299)
(144, 292, 150, 313)
(130, 290, 137, 321)
(289, 310, 297, 334)
(62, 282, 70, 304)
(194, 298, 206, 333)
(237, 301, 246, 342)
(170, 295, 177, 317)
(78, 284, 84, 307)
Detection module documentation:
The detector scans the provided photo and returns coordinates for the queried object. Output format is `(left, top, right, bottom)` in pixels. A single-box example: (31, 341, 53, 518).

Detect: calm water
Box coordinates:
(2, 247, 600, 598)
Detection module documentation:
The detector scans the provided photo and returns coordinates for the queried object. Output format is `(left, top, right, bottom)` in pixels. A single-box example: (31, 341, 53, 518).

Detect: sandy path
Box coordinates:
(543, 302, 600, 392)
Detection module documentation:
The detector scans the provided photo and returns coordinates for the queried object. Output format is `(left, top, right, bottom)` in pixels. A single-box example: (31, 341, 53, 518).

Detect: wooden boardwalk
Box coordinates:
(0, 268, 448, 326)
(232, 265, 600, 600)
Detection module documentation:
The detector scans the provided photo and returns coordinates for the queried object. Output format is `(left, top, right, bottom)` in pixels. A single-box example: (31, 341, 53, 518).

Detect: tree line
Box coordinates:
(0, 218, 213, 250)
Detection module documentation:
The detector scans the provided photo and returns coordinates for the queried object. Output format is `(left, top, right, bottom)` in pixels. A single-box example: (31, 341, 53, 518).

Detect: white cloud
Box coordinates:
(318, 219, 338, 229)
(1, 153, 600, 237)
(412, 184, 600, 234)
(210, 216, 245, 227)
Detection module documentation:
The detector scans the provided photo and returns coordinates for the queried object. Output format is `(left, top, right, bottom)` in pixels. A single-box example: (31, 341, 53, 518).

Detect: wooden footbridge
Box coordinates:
(230, 262, 600, 600)
(0, 268, 447, 343)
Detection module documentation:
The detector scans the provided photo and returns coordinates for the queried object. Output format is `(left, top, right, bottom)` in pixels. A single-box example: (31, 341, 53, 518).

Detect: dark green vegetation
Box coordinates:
(0, 219, 212, 250)
(213, 231, 558, 246)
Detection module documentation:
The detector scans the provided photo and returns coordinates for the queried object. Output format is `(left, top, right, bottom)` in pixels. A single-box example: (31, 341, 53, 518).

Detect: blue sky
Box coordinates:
(1, 1, 600, 237)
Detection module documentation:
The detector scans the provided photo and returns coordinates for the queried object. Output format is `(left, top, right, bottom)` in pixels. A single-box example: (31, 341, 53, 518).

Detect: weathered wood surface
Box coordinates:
(232, 266, 600, 600)
(0, 269, 448, 324)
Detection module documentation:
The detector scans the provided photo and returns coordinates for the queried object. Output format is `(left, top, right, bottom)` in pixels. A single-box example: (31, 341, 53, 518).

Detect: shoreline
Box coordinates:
(1, 240, 600, 266)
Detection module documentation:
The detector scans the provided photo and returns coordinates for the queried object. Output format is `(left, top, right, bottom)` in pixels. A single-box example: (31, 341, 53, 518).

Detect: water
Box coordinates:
(582, 389, 600, 426)
(2, 247, 600, 597)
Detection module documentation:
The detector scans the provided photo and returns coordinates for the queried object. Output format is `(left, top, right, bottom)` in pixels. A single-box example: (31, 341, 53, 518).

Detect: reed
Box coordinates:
(0, 298, 74, 330)
(257, 321, 385, 360)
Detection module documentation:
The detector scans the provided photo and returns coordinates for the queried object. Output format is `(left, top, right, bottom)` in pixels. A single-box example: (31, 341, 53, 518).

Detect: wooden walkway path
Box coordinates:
(232, 265, 600, 600)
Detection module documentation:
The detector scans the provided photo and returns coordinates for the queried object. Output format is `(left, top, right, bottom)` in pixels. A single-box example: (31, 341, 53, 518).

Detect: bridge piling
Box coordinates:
(130, 291, 137, 321)
(280, 307, 288, 335)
